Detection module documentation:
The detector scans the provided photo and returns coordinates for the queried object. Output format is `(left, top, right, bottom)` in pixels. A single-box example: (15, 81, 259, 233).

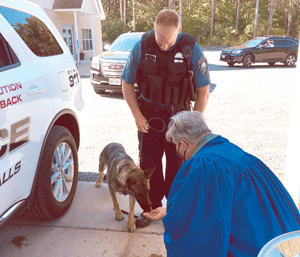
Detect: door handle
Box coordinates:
(27, 85, 45, 96)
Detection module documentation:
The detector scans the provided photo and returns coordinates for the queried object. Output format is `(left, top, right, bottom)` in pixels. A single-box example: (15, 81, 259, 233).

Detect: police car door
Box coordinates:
(0, 10, 54, 218)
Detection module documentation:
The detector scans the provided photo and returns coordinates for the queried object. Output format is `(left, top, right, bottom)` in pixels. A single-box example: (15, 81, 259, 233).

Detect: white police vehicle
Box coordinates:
(0, 0, 84, 224)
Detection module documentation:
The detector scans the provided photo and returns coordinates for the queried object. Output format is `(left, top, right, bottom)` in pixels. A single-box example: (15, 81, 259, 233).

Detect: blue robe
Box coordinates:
(163, 136, 300, 256)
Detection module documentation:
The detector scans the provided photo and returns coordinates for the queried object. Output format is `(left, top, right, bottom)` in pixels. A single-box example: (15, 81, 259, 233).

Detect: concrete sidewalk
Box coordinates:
(0, 182, 166, 257)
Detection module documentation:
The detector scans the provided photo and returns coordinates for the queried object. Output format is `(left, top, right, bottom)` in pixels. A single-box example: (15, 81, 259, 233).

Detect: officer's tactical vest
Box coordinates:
(137, 30, 195, 106)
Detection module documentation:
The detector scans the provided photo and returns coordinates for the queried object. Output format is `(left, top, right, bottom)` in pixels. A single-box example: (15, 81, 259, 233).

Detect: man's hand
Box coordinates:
(122, 80, 149, 133)
(135, 113, 149, 133)
(143, 207, 167, 221)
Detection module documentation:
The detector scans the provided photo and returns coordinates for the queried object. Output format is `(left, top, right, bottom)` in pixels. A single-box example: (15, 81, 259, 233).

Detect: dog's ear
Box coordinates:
(143, 167, 155, 180)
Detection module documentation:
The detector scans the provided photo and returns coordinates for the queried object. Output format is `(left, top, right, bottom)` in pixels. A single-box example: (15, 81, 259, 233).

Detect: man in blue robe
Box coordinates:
(144, 111, 300, 257)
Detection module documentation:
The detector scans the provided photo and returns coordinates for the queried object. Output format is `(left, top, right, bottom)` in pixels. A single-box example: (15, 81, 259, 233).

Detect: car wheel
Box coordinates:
(227, 62, 235, 67)
(284, 54, 296, 67)
(243, 54, 253, 68)
(268, 62, 276, 66)
(28, 125, 78, 220)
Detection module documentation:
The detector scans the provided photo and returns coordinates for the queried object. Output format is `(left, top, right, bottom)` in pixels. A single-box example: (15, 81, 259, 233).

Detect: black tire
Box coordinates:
(284, 54, 296, 67)
(28, 125, 78, 220)
(227, 62, 235, 67)
(243, 54, 253, 68)
(268, 62, 276, 66)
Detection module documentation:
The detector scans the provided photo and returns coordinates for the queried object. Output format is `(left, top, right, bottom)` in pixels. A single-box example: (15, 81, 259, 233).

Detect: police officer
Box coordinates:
(121, 9, 210, 228)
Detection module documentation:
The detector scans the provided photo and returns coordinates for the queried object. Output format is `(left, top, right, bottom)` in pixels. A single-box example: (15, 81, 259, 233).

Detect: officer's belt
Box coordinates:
(140, 97, 188, 114)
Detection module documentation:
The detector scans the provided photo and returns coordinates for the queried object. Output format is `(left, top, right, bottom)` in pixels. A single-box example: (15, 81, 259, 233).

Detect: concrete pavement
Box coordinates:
(0, 182, 167, 256)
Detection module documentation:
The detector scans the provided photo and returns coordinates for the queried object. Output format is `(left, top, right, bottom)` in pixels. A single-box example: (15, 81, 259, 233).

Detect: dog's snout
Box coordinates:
(135, 193, 152, 212)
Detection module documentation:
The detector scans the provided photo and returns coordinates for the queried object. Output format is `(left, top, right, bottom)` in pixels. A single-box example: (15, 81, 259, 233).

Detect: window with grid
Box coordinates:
(82, 29, 93, 51)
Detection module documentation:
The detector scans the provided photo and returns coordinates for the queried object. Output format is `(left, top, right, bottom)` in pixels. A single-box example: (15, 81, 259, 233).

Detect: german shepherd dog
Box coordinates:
(95, 143, 155, 232)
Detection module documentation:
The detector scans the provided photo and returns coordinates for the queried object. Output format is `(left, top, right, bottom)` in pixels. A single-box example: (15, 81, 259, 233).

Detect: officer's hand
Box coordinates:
(135, 114, 149, 133)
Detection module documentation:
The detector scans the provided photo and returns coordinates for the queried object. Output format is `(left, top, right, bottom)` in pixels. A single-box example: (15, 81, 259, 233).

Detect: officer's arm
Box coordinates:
(193, 85, 209, 114)
(122, 80, 149, 133)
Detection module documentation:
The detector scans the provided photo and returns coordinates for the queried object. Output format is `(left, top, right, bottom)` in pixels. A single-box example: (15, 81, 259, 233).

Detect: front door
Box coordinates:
(63, 25, 75, 58)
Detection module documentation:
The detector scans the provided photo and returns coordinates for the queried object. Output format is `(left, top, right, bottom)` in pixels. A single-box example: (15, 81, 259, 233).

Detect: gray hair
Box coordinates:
(166, 111, 211, 144)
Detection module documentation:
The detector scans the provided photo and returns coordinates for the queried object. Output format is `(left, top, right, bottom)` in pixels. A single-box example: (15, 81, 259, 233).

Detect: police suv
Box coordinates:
(0, 0, 84, 224)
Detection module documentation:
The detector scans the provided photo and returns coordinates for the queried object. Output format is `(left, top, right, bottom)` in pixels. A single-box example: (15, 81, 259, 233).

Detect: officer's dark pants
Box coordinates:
(138, 104, 186, 210)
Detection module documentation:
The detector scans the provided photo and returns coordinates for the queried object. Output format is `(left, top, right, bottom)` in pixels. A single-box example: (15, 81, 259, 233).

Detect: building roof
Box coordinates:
(53, 0, 83, 9)
(52, 0, 105, 19)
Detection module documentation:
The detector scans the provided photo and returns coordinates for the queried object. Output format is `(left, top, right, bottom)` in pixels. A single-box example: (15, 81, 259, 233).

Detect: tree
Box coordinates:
(198, 0, 201, 42)
(253, 0, 260, 38)
(124, 0, 127, 29)
(287, 0, 294, 35)
(267, 0, 278, 35)
(133, 0, 136, 31)
(169, 0, 174, 9)
(179, 0, 182, 26)
(210, 0, 216, 36)
(120, 0, 123, 21)
(236, 0, 241, 35)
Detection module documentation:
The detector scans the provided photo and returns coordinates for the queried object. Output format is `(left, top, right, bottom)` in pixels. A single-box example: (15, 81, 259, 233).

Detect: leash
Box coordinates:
(121, 209, 138, 218)
(147, 117, 166, 133)
(138, 117, 166, 166)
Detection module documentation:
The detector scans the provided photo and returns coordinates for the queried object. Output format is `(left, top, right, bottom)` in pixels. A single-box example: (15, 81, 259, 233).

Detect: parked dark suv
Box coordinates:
(90, 32, 144, 94)
(220, 36, 298, 68)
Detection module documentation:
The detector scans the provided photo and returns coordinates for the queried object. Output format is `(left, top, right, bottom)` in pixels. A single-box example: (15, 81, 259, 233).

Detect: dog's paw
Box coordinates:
(127, 223, 136, 232)
(115, 213, 124, 221)
(95, 181, 101, 187)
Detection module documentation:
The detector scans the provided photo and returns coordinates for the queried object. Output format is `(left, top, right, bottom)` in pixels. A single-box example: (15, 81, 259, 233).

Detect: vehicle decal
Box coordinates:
(0, 117, 30, 159)
(68, 69, 80, 88)
(0, 82, 22, 94)
(0, 82, 23, 110)
(0, 161, 21, 187)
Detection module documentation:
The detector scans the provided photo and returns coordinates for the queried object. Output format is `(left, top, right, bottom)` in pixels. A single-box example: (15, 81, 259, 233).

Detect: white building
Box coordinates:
(29, 0, 105, 62)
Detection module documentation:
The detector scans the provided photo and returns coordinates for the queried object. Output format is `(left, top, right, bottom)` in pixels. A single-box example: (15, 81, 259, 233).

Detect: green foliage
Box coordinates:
(14, 16, 63, 56)
(102, 16, 126, 44)
(101, 0, 300, 46)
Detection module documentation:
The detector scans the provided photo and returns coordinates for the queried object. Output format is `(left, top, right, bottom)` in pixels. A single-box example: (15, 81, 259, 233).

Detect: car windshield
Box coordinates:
(241, 38, 265, 47)
(109, 34, 143, 51)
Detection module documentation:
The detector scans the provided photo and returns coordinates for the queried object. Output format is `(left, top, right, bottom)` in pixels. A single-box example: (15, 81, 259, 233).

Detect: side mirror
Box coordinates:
(258, 230, 300, 257)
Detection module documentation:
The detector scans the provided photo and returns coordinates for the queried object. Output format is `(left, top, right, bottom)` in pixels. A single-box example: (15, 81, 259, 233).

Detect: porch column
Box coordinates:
(91, 15, 96, 57)
(74, 11, 80, 63)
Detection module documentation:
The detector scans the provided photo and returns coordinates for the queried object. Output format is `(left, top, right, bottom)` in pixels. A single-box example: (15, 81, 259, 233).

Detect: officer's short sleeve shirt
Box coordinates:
(121, 33, 211, 88)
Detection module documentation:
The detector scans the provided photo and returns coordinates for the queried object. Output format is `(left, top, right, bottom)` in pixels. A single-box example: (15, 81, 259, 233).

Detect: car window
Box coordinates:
(286, 39, 297, 47)
(242, 38, 265, 47)
(273, 39, 298, 47)
(273, 40, 288, 47)
(0, 6, 63, 57)
(0, 33, 20, 72)
(109, 34, 142, 52)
